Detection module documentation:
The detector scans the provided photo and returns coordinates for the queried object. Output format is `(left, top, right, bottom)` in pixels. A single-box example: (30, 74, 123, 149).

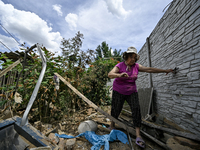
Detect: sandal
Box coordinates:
(136, 137, 145, 148)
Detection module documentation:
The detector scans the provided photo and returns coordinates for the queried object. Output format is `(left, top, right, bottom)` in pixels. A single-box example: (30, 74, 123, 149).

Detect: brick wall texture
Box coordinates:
(136, 0, 200, 136)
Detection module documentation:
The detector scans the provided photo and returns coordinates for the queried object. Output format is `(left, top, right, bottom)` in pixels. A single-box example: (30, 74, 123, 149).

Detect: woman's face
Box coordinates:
(126, 53, 137, 65)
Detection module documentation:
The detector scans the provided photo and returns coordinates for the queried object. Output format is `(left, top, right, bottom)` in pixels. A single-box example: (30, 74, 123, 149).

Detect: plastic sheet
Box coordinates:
(55, 129, 129, 150)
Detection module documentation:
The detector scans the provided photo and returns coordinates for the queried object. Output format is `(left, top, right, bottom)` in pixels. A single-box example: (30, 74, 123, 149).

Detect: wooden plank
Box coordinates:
(122, 109, 200, 141)
(0, 59, 22, 78)
(54, 73, 136, 136)
(142, 120, 200, 142)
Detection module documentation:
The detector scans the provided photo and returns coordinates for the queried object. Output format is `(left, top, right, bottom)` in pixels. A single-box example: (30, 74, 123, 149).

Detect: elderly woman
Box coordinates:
(108, 46, 173, 148)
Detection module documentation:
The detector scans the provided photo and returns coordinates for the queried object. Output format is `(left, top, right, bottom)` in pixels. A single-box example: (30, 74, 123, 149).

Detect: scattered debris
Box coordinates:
(14, 92, 22, 103)
(1, 105, 200, 150)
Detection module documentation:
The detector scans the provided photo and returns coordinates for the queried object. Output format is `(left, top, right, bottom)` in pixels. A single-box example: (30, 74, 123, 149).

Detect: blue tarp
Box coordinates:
(55, 129, 129, 150)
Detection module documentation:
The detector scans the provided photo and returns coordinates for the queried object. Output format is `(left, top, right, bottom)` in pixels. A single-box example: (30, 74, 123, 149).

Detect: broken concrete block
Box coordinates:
(57, 138, 76, 150)
(65, 138, 76, 150)
(48, 133, 59, 145)
(58, 138, 65, 150)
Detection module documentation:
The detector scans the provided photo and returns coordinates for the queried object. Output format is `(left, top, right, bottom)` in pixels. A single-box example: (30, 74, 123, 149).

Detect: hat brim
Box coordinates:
(124, 51, 140, 60)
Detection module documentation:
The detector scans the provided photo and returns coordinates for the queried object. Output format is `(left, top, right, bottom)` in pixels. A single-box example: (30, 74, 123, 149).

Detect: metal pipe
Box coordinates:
(20, 44, 46, 126)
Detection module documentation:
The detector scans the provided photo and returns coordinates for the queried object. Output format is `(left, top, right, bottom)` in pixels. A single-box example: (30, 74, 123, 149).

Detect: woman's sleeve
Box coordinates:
(136, 63, 139, 71)
(115, 62, 122, 71)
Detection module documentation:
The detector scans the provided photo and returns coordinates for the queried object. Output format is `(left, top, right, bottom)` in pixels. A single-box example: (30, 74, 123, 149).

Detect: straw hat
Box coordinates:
(124, 46, 140, 60)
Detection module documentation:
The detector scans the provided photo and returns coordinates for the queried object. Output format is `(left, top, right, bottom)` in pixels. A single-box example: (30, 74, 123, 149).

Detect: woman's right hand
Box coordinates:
(119, 72, 129, 77)
(108, 67, 129, 79)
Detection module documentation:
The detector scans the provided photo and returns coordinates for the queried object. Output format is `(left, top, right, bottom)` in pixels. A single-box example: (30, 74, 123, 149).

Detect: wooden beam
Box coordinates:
(0, 59, 22, 78)
(122, 109, 200, 142)
(54, 73, 136, 136)
(142, 120, 200, 142)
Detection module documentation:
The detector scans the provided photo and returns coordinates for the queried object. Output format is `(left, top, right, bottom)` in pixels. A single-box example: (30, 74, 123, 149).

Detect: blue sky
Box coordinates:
(0, 0, 172, 55)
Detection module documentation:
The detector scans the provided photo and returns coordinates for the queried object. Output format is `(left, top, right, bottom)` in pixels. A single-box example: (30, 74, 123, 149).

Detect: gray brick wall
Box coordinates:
(136, 0, 200, 136)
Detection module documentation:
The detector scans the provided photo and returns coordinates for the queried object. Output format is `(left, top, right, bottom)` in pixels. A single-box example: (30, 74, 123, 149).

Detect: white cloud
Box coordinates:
(65, 13, 78, 30)
(70, 0, 171, 52)
(0, 1, 62, 54)
(104, 0, 131, 19)
(52, 4, 63, 16)
(64, 0, 130, 51)
(76, 0, 114, 33)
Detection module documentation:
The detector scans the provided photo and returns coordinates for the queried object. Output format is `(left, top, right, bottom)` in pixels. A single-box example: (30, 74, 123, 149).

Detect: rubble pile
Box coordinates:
(31, 106, 131, 150)
(30, 106, 200, 150)
(1, 105, 200, 150)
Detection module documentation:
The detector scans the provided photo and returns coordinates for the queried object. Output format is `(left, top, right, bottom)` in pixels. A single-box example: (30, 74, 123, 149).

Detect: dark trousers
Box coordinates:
(111, 90, 141, 127)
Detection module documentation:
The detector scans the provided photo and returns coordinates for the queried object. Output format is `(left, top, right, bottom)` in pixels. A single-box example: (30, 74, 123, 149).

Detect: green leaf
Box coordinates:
(2, 87, 7, 90)
(24, 68, 29, 71)
(6, 59, 12, 63)
(42, 81, 48, 84)
(0, 100, 7, 106)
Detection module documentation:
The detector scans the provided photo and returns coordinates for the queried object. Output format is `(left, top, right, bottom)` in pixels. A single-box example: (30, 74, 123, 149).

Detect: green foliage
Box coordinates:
(17, 47, 68, 122)
(61, 31, 94, 69)
(96, 41, 112, 59)
(0, 48, 68, 122)
(95, 41, 123, 60)
(0, 53, 22, 107)
(113, 48, 122, 58)
(81, 58, 119, 105)
(0, 53, 15, 69)
(60, 31, 96, 111)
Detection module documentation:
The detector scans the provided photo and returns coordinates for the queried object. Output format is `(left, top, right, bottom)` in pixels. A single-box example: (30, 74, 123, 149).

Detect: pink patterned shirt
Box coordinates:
(113, 62, 139, 95)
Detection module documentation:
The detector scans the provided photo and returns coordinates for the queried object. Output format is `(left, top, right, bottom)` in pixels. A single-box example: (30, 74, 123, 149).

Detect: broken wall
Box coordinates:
(136, 0, 200, 136)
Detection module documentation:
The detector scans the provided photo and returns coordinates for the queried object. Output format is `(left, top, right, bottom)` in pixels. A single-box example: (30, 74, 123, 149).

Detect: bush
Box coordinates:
(81, 58, 119, 106)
